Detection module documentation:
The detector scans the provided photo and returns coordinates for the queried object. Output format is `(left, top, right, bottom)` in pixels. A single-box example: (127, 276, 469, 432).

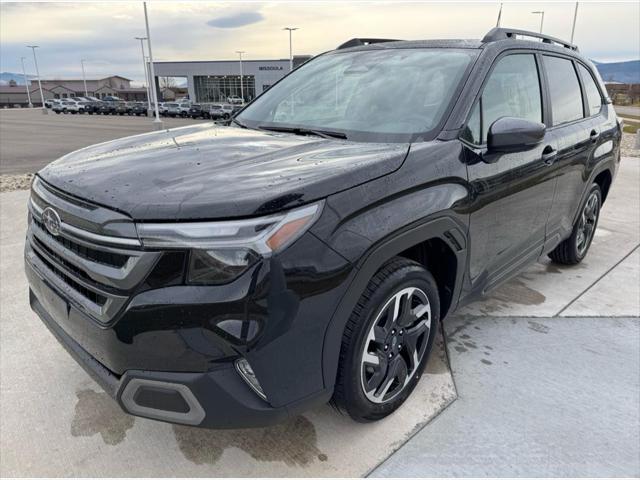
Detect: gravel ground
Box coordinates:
(0, 134, 637, 193)
(621, 131, 640, 157)
(0, 173, 33, 193)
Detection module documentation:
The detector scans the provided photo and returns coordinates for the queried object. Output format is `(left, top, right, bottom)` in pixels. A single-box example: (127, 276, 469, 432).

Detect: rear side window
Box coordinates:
(577, 64, 603, 116)
(461, 54, 541, 145)
(544, 56, 584, 125)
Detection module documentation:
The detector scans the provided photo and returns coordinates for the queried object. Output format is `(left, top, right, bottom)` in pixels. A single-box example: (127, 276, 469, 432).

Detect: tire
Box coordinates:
(549, 183, 602, 265)
(332, 257, 440, 422)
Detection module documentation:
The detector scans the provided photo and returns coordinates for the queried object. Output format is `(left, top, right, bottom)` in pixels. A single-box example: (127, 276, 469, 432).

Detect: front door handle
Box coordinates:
(542, 147, 558, 165)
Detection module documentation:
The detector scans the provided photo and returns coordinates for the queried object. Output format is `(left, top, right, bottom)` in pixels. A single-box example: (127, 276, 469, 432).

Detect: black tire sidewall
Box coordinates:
(341, 263, 440, 422)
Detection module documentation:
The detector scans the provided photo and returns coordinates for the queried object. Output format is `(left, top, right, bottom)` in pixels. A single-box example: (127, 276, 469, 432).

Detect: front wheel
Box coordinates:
(332, 257, 440, 422)
(549, 183, 602, 265)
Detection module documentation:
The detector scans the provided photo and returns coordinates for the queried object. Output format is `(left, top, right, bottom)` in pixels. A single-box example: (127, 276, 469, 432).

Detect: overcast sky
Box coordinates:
(1, 1, 638, 85)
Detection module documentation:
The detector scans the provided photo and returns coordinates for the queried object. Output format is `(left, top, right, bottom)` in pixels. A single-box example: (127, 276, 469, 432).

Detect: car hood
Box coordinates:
(38, 124, 410, 220)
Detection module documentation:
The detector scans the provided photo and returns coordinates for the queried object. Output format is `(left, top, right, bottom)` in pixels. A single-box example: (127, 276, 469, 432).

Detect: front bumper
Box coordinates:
(29, 280, 330, 428)
(25, 227, 348, 428)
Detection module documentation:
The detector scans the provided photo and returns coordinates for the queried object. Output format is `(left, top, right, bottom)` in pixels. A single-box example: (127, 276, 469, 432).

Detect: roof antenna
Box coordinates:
(496, 3, 503, 27)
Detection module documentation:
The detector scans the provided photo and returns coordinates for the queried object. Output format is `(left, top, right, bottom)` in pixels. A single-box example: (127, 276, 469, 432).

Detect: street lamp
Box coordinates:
(570, 2, 579, 44)
(142, 2, 162, 127)
(80, 59, 88, 97)
(531, 10, 545, 34)
(20, 56, 33, 108)
(26, 45, 47, 114)
(135, 36, 152, 115)
(236, 50, 245, 103)
(283, 27, 298, 72)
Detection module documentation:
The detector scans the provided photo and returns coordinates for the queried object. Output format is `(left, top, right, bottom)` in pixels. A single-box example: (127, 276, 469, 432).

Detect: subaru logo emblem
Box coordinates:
(42, 207, 61, 237)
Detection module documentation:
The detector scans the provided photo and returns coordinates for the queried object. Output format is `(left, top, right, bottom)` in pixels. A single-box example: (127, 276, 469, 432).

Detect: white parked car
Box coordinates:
(165, 101, 191, 117)
(44, 99, 62, 108)
(52, 100, 81, 114)
(227, 95, 244, 105)
(208, 103, 234, 120)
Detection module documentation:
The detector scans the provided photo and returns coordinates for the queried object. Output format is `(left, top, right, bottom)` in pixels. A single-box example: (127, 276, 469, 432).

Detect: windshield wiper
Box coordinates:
(258, 125, 347, 140)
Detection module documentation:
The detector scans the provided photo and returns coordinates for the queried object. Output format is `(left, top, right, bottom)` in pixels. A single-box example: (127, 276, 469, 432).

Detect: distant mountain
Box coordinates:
(594, 60, 640, 84)
(0, 72, 32, 85)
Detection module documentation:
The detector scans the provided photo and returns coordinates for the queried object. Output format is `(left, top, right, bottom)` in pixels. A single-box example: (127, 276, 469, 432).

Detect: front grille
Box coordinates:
(27, 177, 159, 324)
(33, 247, 107, 306)
(33, 217, 129, 268)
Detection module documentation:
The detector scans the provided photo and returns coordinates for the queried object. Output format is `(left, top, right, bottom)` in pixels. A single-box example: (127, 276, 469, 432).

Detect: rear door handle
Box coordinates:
(542, 147, 558, 165)
(590, 129, 600, 142)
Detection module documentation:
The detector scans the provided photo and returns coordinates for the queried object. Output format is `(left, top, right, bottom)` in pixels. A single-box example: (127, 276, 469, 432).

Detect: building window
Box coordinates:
(194, 75, 255, 103)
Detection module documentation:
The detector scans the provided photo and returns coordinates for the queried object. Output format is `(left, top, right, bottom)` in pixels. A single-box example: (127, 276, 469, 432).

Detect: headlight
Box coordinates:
(136, 202, 323, 284)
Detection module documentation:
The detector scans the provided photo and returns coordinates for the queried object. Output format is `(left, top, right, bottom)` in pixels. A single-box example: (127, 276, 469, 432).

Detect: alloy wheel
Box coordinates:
(576, 191, 599, 257)
(360, 287, 431, 404)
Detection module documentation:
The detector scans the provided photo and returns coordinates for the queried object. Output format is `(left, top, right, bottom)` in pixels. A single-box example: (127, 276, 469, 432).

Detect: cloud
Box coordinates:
(206, 11, 264, 29)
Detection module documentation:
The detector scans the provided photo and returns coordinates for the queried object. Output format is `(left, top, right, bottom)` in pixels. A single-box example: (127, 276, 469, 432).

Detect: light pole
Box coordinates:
(80, 59, 88, 97)
(27, 45, 47, 114)
(570, 2, 579, 44)
(135, 36, 152, 114)
(496, 3, 503, 27)
(20, 56, 33, 108)
(283, 27, 298, 72)
(143, 2, 162, 127)
(531, 10, 545, 34)
(236, 50, 245, 103)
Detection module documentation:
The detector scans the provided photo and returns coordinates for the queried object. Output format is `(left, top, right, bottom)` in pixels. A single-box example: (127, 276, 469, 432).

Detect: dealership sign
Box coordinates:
(258, 66, 284, 71)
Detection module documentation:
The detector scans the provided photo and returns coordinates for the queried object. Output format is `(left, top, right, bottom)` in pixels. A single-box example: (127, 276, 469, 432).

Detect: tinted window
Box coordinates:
(578, 64, 603, 116)
(463, 54, 541, 144)
(544, 56, 584, 125)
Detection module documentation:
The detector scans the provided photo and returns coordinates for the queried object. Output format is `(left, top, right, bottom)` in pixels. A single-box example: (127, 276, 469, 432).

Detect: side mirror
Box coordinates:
(487, 117, 546, 153)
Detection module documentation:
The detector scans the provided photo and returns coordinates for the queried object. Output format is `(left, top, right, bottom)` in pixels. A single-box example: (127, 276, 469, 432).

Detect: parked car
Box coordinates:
(25, 28, 620, 429)
(177, 101, 192, 117)
(52, 99, 81, 114)
(164, 102, 191, 117)
(115, 102, 136, 115)
(227, 95, 244, 105)
(208, 103, 234, 120)
(130, 102, 148, 116)
(99, 100, 118, 115)
(187, 104, 203, 118)
(44, 99, 62, 109)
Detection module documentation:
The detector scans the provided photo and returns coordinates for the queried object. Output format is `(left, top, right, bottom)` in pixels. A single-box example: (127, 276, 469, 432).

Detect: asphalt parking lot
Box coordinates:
(0, 109, 206, 175)
(0, 109, 638, 476)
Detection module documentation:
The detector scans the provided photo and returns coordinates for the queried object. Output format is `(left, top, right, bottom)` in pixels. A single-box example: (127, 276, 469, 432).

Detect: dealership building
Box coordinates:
(152, 55, 311, 103)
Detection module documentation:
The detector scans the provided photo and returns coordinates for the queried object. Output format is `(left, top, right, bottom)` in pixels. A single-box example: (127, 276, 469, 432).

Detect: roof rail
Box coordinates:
(337, 38, 402, 50)
(481, 27, 578, 51)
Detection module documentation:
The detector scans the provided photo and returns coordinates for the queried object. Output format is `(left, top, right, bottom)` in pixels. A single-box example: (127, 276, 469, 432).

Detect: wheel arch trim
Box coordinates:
(320, 215, 467, 390)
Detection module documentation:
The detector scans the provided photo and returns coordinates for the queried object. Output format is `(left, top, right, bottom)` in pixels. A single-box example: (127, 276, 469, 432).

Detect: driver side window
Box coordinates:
(462, 54, 542, 145)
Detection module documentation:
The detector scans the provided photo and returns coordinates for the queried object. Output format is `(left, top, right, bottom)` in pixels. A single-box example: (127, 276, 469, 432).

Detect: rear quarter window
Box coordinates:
(577, 64, 603, 116)
(543, 55, 584, 125)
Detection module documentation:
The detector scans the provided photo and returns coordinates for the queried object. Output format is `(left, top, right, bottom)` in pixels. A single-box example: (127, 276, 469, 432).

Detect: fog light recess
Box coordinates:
(120, 378, 205, 425)
(235, 358, 267, 400)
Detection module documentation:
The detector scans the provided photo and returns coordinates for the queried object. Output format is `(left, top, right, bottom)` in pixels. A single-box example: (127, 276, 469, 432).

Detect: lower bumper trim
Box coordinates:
(120, 378, 206, 426)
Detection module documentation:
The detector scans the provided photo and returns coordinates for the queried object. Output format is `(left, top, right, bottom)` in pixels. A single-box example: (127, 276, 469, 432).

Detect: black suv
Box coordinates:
(25, 29, 620, 428)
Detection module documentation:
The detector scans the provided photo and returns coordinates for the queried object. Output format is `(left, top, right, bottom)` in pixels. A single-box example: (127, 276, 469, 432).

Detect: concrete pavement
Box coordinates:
(371, 315, 640, 477)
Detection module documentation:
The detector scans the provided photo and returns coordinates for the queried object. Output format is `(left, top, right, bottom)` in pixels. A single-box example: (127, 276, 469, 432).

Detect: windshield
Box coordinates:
(237, 48, 476, 142)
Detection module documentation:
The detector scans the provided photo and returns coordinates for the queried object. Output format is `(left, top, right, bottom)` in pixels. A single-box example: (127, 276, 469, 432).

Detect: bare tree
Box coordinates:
(160, 77, 177, 89)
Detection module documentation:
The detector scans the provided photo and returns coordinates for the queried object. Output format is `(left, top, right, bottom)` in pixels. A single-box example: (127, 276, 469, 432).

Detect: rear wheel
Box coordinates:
(332, 257, 439, 422)
(549, 183, 602, 265)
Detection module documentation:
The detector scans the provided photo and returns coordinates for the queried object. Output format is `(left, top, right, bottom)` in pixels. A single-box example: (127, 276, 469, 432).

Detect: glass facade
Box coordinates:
(194, 75, 255, 103)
